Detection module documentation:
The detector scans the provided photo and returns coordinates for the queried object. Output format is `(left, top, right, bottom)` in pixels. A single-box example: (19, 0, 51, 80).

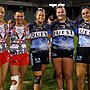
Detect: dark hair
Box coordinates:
(48, 15, 53, 21)
(81, 6, 90, 10)
(15, 10, 24, 14)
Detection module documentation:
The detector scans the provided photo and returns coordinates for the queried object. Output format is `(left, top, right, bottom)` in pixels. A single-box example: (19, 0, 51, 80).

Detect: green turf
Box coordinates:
(4, 62, 88, 90)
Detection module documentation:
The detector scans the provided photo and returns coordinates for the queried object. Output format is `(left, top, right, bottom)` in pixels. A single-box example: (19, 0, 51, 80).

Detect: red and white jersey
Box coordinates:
(10, 25, 30, 55)
(0, 23, 9, 52)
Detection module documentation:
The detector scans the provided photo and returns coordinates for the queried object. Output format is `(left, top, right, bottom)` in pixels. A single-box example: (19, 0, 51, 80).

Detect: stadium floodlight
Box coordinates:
(57, 3, 65, 7)
(49, 4, 57, 7)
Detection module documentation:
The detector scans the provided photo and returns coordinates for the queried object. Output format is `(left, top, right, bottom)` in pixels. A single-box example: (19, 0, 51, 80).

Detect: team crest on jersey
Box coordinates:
(31, 23, 47, 32)
(53, 29, 74, 37)
(78, 28, 90, 36)
(36, 27, 43, 31)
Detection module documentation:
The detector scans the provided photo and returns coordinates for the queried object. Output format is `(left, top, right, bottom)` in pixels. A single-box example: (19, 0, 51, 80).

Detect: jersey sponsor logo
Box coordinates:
(36, 26, 43, 31)
(78, 28, 90, 36)
(16, 26, 25, 34)
(52, 52, 57, 57)
(30, 31, 48, 39)
(53, 29, 74, 37)
(35, 58, 41, 63)
(76, 56, 82, 61)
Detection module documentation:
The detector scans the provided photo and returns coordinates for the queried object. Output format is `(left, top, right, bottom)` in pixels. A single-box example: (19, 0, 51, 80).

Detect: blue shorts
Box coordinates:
(30, 50, 49, 71)
(76, 47, 90, 64)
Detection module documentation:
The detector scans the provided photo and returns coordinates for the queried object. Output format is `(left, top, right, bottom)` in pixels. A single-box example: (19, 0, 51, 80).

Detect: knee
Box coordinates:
(11, 75, 19, 84)
(10, 75, 19, 90)
(55, 72, 62, 79)
(1, 76, 5, 85)
(76, 73, 84, 81)
(34, 76, 41, 84)
(1, 79, 5, 87)
(65, 73, 72, 80)
(0, 81, 1, 87)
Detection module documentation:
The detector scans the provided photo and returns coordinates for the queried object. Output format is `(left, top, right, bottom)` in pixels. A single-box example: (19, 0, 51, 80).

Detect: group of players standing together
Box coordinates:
(0, 3, 90, 90)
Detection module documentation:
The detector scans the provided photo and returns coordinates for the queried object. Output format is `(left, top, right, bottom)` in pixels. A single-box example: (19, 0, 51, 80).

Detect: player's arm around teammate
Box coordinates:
(0, 6, 10, 90)
(51, 5, 75, 90)
(75, 6, 90, 90)
(28, 8, 51, 90)
(9, 10, 30, 90)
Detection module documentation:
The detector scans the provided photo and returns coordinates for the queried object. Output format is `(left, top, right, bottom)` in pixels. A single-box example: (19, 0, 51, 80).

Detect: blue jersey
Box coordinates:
(51, 20, 75, 50)
(29, 22, 51, 52)
(78, 22, 90, 47)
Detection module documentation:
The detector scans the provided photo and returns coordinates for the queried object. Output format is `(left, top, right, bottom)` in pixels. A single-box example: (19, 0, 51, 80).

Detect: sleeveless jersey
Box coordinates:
(10, 25, 29, 55)
(78, 22, 90, 47)
(29, 22, 51, 52)
(0, 24, 9, 52)
(51, 20, 75, 50)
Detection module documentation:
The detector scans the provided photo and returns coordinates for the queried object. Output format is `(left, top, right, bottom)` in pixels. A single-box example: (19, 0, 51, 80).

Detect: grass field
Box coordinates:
(4, 36, 88, 90)
(4, 61, 88, 90)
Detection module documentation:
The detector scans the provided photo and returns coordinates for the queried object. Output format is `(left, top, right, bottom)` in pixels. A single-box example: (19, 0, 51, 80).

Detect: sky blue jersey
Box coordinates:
(29, 22, 51, 52)
(51, 20, 75, 50)
(77, 22, 90, 47)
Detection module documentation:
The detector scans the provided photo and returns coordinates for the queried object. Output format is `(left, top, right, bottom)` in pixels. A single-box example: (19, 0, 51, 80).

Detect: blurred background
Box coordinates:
(0, 0, 90, 22)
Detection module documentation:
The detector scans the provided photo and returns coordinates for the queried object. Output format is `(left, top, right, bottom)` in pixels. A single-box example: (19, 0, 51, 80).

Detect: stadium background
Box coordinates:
(0, 0, 90, 23)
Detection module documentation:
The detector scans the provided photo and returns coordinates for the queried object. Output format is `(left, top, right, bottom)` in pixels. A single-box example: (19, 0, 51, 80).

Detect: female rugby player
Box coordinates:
(9, 10, 30, 90)
(51, 5, 74, 90)
(76, 6, 90, 90)
(0, 6, 10, 90)
(29, 8, 51, 90)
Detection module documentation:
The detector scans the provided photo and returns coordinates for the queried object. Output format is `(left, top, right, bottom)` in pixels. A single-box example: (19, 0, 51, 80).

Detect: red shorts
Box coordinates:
(10, 52, 29, 66)
(0, 50, 10, 67)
